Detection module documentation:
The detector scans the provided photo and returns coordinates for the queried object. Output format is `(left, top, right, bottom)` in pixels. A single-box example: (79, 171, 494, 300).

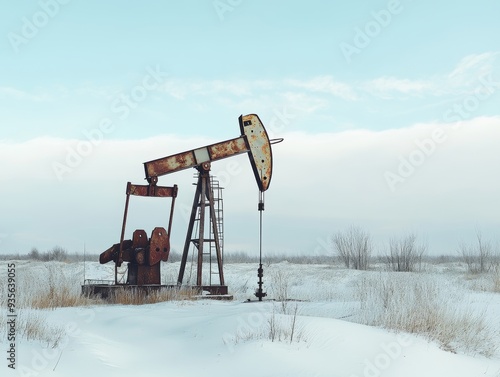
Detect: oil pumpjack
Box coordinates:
(83, 114, 281, 299)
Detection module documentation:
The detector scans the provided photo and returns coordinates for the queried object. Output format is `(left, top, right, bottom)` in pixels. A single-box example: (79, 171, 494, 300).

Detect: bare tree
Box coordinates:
(386, 233, 426, 272)
(332, 226, 371, 270)
(28, 247, 40, 260)
(460, 231, 496, 274)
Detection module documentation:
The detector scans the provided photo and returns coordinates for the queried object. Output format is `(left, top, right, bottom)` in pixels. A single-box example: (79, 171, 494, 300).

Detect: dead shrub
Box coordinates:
(460, 232, 498, 274)
(385, 233, 426, 272)
(332, 226, 372, 270)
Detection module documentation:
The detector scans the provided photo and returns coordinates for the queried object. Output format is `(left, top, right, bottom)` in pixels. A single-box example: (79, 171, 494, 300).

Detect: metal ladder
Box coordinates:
(189, 174, 224, 286)
(209, 176, 224, 285)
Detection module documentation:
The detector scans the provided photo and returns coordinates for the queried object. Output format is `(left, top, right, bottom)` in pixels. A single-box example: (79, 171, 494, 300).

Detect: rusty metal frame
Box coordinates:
(94, 114, 281, 297)
(143, 114, 274, 192)
(177, 162, 224, 287)
(114, 180, 178, 284)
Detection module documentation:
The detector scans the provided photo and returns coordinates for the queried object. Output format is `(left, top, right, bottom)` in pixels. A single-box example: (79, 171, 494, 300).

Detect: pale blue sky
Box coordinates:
(2, 1, 499, 140)
(1, 1, 500, 256)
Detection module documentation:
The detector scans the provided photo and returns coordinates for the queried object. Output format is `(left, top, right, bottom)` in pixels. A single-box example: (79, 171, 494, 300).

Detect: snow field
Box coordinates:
(1, 260, 500, 376)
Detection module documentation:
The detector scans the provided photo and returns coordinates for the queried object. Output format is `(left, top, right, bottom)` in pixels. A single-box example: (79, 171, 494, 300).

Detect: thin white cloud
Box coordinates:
(448, 52, 498, 83)
(160, 76, 357, 101)
(158, 53, 500, 105)
(363, 52, 500, 99)
(362, 77, 433, 99)
(162, 78, 256, 99)
(2, 52, 498, 128)
(74, 84, 119, 100)
(280, 92, 329, 113)
(0, 87, 52, 102)
(285, 76, 358, 100)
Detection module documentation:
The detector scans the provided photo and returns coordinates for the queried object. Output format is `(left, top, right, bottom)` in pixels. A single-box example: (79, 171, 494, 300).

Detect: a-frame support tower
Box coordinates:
(177, 162, 227, 294)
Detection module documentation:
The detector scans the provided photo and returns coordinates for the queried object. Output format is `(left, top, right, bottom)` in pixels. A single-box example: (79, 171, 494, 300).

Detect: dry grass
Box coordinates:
(7, 263, 198, 309)
(17, 311, 66, 348)
(355, 273, 497, 357)
(109, 286, 196, 305)
(0, 311, 65, 348)
(226, 302, 305, 348)
(18, 265, 97, 309)
(480, 267, 500, 293)
(267, 302, 303, 343)
(269, 270, 292, 313)
(0, 263, 197, 348)
(467, 266, 500, 294)
(492, 267, 500, 293)
(0, 263, 198, 349)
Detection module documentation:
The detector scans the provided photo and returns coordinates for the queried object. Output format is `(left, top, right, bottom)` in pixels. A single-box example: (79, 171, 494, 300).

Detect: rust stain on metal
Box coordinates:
(240, 114, 273, 191)
(135, 250, 145, 265)
(131, 263, 161, 285)
(132, 229, 148, 248)
(163, 151, 195, 172)
(128, 183, 177, 198)
(98, 179, 177, 287)
(145, 151, 196, 177)
(129, 185, 147, 196)
(175, 152, 189, 166)
(148, 227, 170, 266)
(209, 137, 247, 160)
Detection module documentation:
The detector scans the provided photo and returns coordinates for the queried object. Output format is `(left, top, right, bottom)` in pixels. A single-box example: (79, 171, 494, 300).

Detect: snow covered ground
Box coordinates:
(1, 260, 500, 377)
